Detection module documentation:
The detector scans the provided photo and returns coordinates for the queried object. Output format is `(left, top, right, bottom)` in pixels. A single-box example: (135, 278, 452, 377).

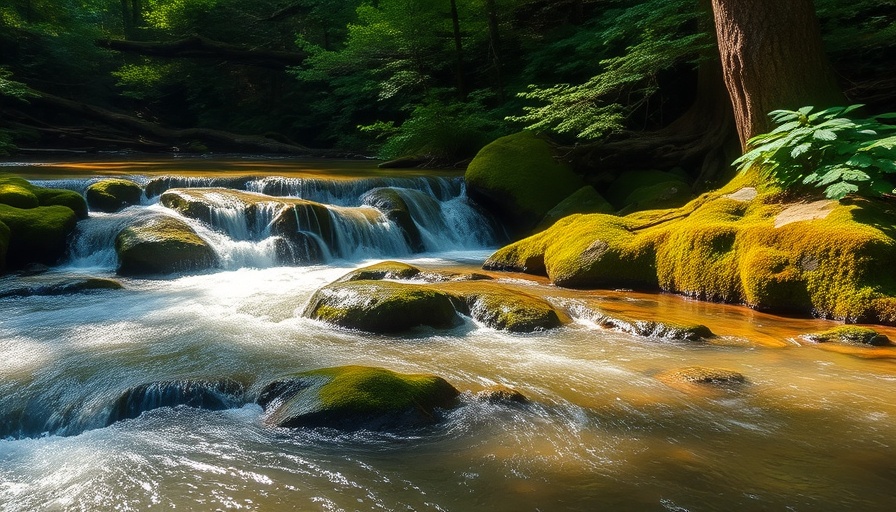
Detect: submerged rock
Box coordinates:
(361, 188, 424, 252)
(804, 326, 891, 346)
(483, 171, 896, 324)
(465, 131, 584, 235)
(259, 366, 459, 429)
(115, 215, 218, 276)
(0, 277, 122, 298)
(657, 367, 748, 389)
(86, 179, 143, 213)
(474, 384, 529, 404)
(108, 379, 245, 425)
(596, 313, 714, 341)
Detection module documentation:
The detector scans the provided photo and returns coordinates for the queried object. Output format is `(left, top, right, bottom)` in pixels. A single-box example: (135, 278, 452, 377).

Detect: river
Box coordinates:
(2, 158, 896, 511)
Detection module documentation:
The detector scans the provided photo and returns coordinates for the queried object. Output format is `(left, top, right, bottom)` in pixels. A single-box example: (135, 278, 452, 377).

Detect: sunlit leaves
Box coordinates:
(734, 105, 896, 199)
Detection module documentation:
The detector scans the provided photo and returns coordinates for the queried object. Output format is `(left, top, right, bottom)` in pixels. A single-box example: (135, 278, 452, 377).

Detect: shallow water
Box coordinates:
(2, 159, 896, 511)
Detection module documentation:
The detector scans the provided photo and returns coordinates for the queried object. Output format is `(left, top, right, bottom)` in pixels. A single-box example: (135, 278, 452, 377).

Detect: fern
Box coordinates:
(733, 106, 896, 199)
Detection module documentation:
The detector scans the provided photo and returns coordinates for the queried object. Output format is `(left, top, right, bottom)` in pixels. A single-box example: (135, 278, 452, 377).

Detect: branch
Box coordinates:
(97, 36, 305, 68)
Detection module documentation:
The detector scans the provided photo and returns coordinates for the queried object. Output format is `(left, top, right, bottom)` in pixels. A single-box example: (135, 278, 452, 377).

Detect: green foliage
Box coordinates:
(509, 0, 712, 140)
(734, 106, 896, 199)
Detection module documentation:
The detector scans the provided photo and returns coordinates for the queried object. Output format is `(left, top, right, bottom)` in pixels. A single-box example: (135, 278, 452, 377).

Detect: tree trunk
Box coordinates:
(485, 0, 504, 103)
(97, 36, 306, 68)
(710, 0, 844, 148)
(449, 0, 466, 97)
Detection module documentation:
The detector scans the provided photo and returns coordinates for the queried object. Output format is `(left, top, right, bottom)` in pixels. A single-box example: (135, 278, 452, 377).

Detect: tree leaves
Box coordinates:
(735, 105, 896, 200)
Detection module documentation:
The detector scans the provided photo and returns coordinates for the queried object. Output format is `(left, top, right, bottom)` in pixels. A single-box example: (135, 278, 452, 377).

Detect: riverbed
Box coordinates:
(2, 158, 896, 511)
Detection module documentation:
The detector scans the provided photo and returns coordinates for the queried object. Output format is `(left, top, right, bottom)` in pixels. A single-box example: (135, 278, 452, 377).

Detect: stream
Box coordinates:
(2, 158, 896, 511)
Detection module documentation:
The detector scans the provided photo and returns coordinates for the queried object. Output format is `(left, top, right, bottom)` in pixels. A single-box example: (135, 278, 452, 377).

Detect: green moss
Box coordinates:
(597, 312, 714, 341)
(536, 185, 614, 231)
(305, 280, 461, 333)
(115, 215, 218, 276)
(0, 184, 39, 209)
(605, 170, 690, 209)
(0, 204, 77, 268)
(338, 261, 421, 282)
(444, 281, 567, 332)
(86, 179, 143, 213)
(804, 326, 890, 346)
(259, 365, 459, 429)
(465, 131, 584, 232)
(617, 180, 693, 215)
(32, 188, 88, 219)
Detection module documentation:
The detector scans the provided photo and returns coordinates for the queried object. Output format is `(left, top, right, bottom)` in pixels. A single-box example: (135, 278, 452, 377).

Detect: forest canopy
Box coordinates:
(1, 0, 895, 175)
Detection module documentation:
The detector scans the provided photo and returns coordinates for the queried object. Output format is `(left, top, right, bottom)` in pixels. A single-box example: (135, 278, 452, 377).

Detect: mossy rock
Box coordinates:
(108, 379, 245, 426)
(0, 175, 87, 219)
(0, 184, 39, 209)
(0, 220, 9, 273)
(605, 170, 690, 209)
(804, 326, 891, 346)
(451, 282, 566, 332)
(474, 384, 529, 404)
(657, 367, 748, 390)
(617, 180, 693, 215)
(337, 261, 421, 282)
(86, 179, 142, 213)
(465, 131, 584, 234)
(115, 215, 218, 276)
(361, 188, 425, 252)
(0, 277, 122, 299)
(0, 204, 78, 269)
(258, 366, 460, 429)
(536, 185, 614, 231)
(304, 280, 462, 333)
(597, 312, 714, 341)
(483, 168, 896, 324)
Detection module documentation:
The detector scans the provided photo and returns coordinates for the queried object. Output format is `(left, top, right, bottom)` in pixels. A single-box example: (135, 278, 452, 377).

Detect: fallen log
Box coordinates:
(97, 36, 305, 68)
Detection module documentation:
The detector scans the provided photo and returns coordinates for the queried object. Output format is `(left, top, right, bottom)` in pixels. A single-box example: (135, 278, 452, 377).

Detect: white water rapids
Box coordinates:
(2, 163, 896, 511)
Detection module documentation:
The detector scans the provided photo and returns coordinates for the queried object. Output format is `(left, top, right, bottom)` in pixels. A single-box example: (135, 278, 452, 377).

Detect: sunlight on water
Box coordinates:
(2, 163, 896, 510)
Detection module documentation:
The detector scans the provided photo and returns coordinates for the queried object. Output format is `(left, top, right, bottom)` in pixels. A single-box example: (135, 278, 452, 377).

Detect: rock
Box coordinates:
(337, 261, 422, 282)
(86, 179, 143, 213)
(258, 366, 460, 429)
(604, 169, 691, 210)
(108, 379, 245, 426)
(0, 277, 122, 299)
(0, 175, 87, 219)
(465, 131, 584, 235)
(482, 171, 896, 324)
(804, 326, 891, 346)
(0, 183, 39, 209)
(115, 215, 218, 276)
(456, 283, 565, 332)
(361, 188, 425, 252)
(0, 204, 78, 270)
(597, 313, 714, 341)
(617, 180, 693, 215)
(378, 155, 428, 168)
(304, 280, 462, 333)
(656, 366, 748, 389)
(474, 384, 529, 404)
(536, 186, 614, 231)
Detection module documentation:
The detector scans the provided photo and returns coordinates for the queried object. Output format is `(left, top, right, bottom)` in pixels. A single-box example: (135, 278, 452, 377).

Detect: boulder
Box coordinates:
(804, 326, 891, 346)
(453, 282, 565, 332)
(304, 280, 462, 333)
(0, 277, 122, 299)
(0, 204, 78, 269)
(337, 260, 421, 282)
(536, 186, 614, 231)
(115, 215, 218, 276)
(465, 131, 584, 234)
(0, 183, 39, 209)
(258, 366, 459, 429)
(108, 379, 245, 426)
(604, 169, 691, 211)
(0, 175, 87, 219)
(482, 171, 896, 324)
(86, 179, 143, 213)
(31, 187, 89, 219)
(657, 367, 748, 388)
(595, 312, 714, 341)
(474, 384, 529, 404)
(361, 188, 424, 252)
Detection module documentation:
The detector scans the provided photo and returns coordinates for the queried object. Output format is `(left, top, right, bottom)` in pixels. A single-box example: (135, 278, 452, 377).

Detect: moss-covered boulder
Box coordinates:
(536, 185, 614, 231)
(86, 179, 143, 213)
(115, 215, 218, 276)
(338, 261, 422, 282)
(483, 171, 896, 324)
(449, 281, 566, 332)
(258, 366, 460, 429)
(605, 169, 691, 211)
(465, 131, 584, 234)
(804, 326, 891, 346)
(0, 175, 87, 220)
(0, 204, 78, 269)
(304, 280, 462, 333)
(596, 312, 714, 341)
(361, 188, 425, 252)
(0, 183, 39, 209)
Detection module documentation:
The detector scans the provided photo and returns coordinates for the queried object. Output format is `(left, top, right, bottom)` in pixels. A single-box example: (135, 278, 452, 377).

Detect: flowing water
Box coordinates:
(2, 158, 896, 511)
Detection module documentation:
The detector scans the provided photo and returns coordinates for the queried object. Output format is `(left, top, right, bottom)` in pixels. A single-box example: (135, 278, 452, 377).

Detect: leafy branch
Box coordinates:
(734, 105, 896, 199)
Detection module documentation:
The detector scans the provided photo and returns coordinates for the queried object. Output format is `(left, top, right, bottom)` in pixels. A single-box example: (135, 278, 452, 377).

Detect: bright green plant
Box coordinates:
(734, 105, 896, 199)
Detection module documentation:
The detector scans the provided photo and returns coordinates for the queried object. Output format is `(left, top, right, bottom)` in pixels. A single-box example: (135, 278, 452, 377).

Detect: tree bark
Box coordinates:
(97, 36, 306, 68)
(710, 0, 844, 148)
(485, 0, 504, 103)
(449, 0, 466, 97)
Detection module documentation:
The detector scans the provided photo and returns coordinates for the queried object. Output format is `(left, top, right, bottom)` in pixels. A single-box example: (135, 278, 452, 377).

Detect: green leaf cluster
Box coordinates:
(734, 106, 896, 199)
